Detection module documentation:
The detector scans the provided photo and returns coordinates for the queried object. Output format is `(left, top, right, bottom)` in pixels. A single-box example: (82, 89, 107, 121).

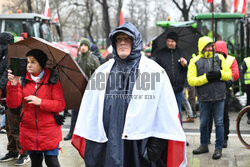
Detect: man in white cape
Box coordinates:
(72, 22, 186, 167)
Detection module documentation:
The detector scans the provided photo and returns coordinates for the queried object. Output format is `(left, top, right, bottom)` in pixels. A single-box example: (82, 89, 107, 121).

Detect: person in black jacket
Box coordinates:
(154, 32, 188, 124)
(0, 32, 30, 165)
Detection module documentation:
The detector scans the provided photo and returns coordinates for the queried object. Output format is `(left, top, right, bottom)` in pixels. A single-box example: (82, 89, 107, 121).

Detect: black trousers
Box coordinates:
(68, 109, 79, 135)
(30, 154, 60, 167)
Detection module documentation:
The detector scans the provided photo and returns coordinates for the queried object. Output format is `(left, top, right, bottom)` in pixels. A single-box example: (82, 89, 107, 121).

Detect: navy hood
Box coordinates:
(109, 22, 142, 61)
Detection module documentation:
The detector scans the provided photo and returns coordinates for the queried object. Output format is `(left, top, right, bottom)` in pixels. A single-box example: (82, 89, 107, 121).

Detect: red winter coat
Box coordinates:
(6, 68, 66, 151)
(215, 41, 239, 81)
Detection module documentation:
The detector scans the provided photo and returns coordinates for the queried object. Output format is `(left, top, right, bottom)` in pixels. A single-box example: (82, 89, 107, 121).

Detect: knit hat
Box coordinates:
(26, 49, 48, 69)
(80, 38, 90, 49)
(166, 32, 178, 43)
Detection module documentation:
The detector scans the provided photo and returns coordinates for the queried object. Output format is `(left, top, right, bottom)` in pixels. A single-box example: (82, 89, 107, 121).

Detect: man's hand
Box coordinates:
(179, 57, 187, 67)
(206, 71, 221, 82)
(24, 95, 42, 106)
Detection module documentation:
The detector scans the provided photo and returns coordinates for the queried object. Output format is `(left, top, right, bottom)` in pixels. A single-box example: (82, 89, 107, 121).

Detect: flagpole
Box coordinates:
(211, 0, 215, 71)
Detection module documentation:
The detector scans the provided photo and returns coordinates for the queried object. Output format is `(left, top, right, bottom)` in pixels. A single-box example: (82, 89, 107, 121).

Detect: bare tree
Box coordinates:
(172, 0, 195, 21)
(27, 0, 33, 12)
(221, 0, 227, 12)
(127, 0, 138, 25)
(96, 0, 111, 47)
(201, 0, 221, 12)
(4, 0, 32, 13)
(84, 0, 95, 42)
(52, 0, 76, 41)
(115, 0, 123, 27)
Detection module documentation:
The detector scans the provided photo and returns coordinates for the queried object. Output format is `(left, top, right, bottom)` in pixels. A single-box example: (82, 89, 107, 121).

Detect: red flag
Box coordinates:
(167, 140, 186, 167)
(231, 0, 239, 13)
(119, 11, 124, 26)
(44, 0, 51, 18)
(102, 45, 113, 59)
(238, 0, 247, 13)
(207, 0, 213, 3)
(72, 136, 186, 166)
(71, 134, 86, 158)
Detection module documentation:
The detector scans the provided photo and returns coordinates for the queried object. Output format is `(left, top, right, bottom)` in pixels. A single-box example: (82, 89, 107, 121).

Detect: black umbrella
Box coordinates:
(152, 27, 202, 60)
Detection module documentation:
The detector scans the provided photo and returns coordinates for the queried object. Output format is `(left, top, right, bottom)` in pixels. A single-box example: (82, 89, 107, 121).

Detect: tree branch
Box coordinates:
(188, 0, 195, 11)
(96, 0, 103, 6)
(172, 0, 182, 11)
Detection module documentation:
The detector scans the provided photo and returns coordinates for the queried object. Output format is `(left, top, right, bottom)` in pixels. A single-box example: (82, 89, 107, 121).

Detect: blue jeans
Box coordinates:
(27, 145, 59, 156)
(199, 100, 225, 149)
(175, 91, 183, 124)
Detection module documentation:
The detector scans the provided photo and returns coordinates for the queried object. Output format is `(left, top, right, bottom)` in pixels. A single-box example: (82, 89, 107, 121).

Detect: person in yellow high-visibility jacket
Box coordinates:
(240, 56, 250, 124)
(187, 36, 232, 160)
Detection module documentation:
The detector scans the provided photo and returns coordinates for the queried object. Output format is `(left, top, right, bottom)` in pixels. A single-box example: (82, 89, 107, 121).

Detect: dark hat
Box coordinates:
(166, 32, 178, 43)
(26, 49, 48, 69)
(0, 32, 14, 45)
(80, 38, 90, 49)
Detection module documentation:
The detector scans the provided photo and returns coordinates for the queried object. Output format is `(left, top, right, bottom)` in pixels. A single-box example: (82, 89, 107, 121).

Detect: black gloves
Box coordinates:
(226, 80, 233, 88)
(206, 71, 221, 82)
(54, 114, 65, 125)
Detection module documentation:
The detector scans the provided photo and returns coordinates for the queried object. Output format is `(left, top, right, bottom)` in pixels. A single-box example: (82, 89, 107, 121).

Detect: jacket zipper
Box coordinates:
(171, 50, 175, 83)
(34, 83, 39, 150)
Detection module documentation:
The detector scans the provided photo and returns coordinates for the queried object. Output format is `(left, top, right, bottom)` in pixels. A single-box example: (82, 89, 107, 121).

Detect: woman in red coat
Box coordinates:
(6, 49, 66, 167)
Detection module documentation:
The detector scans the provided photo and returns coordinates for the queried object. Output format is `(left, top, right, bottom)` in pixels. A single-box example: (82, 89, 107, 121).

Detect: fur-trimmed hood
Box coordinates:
(21, 68, 59, 87)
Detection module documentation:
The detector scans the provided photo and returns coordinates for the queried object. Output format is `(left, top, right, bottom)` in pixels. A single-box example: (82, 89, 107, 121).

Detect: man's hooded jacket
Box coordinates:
(0, 32, 14, 96)
(187, 36, 232, 102)
(72, 22, 186, 167)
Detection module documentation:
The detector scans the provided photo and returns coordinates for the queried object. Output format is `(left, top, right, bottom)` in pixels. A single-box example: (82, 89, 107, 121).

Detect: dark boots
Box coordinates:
(192, 145, 209, 154)
(212, 148, 222, 160)
(64, 133, 72, 140)
(193, 146, 222, 160)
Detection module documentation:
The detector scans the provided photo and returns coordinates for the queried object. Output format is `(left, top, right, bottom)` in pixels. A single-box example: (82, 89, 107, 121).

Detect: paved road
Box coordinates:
(0, 111, 250, 167)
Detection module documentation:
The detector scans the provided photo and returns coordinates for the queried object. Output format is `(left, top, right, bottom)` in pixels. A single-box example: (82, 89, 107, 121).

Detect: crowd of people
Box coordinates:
(0, 21, 249, 166)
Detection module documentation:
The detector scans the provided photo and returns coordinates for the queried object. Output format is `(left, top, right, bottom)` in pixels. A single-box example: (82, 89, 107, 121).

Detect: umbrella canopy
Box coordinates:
(8, 37, 88, 110)
(152, 27, 202, 59)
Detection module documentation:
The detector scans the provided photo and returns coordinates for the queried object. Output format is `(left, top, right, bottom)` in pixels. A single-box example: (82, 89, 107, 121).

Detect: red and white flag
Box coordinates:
(44, 0, 51, 18)
(72, 135, 186, 167)
(238, 0, 247, 13)
(231, 0, 247, 13)
(231, 0, 239, 13)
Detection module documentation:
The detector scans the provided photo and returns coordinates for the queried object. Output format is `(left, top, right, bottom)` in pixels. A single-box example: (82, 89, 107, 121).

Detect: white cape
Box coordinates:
(74, 55, 186, 143)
